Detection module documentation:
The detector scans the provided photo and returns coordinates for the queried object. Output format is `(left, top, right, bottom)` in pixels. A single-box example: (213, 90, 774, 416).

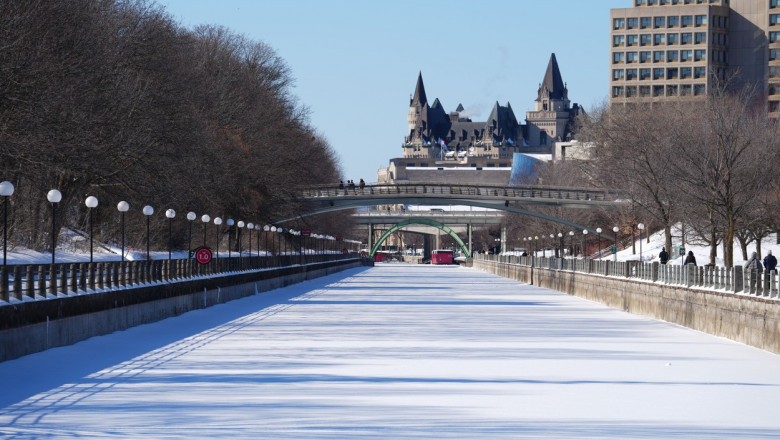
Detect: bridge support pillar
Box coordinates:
(468, 224, 472, 256)
(368, 223, 374, 253)
(500, 224, 507, 255)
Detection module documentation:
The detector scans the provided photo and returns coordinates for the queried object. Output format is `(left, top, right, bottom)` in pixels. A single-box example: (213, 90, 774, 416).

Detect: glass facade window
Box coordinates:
(695, 15, 707, 26)
(641, 17, 652, 28)
(653, 85, 665, 96)
(654, 68, 665, 79)
(628, 17, 638, 29)
(682, 16, 693, 27)
(654, 50, 665, 62)
(695, 32, 707, 43)
(681, 84, 692, 96)
(654, 34, 666, 45)
(668, 33, 679, 44)
(627, 51, 638, 63)
(770, 66, 780, 78)
(628, 35, 639, 46)
(681, 67, 692, 79)
(640, 51, 652, 62)
(613, 69, 625, 80)
(614, 35, 626, 46)
(770, 49, 780, 60)
(667, 85, 678, 96)
(694, 84, 706, 95)
(614, 18, 626, 29)
(681, 33, 693, 44)
(668, 16, 680, 27)
(655, 17, 665, 27)
(613, 52, 625, 63)
(694, 49, 706, 61)
(626, 68, 638, 80)
(613, 86, 624, 97)
(694, 66, 707, 78)
(641, 34, 652, 45)
(667, 67, 679, 79)
(640, 68, 651, 80)
(771, 14, 780, 25)
(667, 50, 679, 61)
(773, 0, 780, 8)
(771, 32, 780, 42)
(626, 86, 638, 97)
(640, 85, 651, 96)
(681, 50, 692, 61)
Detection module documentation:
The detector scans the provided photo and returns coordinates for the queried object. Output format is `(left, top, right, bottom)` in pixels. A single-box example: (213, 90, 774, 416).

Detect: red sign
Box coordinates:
(301, 229, 311, 236)
(195, 247, 213, 265)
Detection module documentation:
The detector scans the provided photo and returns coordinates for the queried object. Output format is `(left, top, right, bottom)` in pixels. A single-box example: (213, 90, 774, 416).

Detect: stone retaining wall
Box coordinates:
(474, 258, 780, 354)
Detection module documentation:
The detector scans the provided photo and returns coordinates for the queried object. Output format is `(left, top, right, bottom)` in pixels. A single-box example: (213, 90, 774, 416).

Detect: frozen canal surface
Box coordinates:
(2, 264, 780, 439)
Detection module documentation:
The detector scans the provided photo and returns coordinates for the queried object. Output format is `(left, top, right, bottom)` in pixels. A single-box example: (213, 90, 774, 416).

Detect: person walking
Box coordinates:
(359, 178, 365, 190)
(763, 250, 777, 272)
(684, 250, 697, 266)
(659, 247, 669, 265)
(745, 251, 763, 271)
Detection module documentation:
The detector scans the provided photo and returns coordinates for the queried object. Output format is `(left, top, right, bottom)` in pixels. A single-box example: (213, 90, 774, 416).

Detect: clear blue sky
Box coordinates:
(157, 0, 628, 181)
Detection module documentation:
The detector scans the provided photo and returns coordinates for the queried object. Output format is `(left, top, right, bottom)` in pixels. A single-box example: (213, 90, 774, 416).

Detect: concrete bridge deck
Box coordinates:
(1, 264, 779, 438)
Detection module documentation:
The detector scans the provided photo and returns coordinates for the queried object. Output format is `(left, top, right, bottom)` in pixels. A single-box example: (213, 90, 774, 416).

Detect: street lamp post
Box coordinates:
(117, 201, 129, 262)
(214, 217, 223, 260)
(237, 221, 245, 258)
(569, 231, 574, 257)
(47, 190, 62, 264)
(165, 209, 176, 260)
(143, 205, 154, 260)
(582, 230, 589, 258)
(247, 222, 254, 258)
(201, 214, 210, 248)
(186, 212, 196, 258)
(0, 182, 14, 267)
(535, 236, 540, 258)
(638, 223, 645, 262)
(558, 232, 563, 258)
(270, 226, 277, 259)
(264, 225, 270, 256)
(85, 196, 98, 263)
(596, 227, 602, 258)
(226, 219, 234, 260)
(613, 226, 620, 261)
(549, 234, 555, 258)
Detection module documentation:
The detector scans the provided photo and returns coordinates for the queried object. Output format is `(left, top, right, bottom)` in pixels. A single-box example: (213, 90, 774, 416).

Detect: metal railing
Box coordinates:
(477, 254, 778, 299)
(302, 183, 623, 204)
(0, 253, 359, 304)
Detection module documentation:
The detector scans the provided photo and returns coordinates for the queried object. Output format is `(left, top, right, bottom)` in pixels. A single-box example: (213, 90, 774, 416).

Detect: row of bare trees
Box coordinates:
(0, 0, 351, 254)
(510, 81, 780, 267)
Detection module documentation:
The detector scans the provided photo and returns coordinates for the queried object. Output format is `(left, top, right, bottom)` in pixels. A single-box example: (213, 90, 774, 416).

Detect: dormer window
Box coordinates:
(543, 100, 548, 110)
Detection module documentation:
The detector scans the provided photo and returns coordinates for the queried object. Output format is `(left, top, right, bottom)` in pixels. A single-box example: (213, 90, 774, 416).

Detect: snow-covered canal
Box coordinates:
(1, 264, 780, 439)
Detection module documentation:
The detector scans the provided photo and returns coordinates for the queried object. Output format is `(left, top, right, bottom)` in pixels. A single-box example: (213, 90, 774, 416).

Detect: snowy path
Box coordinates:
(1, 264, 780, 439)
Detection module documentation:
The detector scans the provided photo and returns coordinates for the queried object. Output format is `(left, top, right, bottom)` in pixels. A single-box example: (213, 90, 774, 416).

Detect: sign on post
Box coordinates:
(301, 229, 311, 237)
(194, 247, 213, 265)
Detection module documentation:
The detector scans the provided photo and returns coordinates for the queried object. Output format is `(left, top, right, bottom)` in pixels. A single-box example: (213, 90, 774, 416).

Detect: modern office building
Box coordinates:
(609, 0, 778, 117)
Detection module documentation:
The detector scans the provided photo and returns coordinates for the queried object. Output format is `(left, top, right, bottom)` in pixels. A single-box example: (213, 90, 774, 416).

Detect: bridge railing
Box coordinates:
(477, 254, 780, 299)
(0, 253, 359, 305)
(303, 183, 622, 203)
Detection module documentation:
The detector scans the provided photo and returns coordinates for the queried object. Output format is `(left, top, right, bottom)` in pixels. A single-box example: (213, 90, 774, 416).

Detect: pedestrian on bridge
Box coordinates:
(764, 250, 777, 272)
(745, 251, 763, 271)
(659, 247, 669, 265)
(684, 251, 697, 266)
(359, 179, 365, 190)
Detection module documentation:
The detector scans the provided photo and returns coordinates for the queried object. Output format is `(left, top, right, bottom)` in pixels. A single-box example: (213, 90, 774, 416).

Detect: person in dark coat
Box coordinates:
(659, 247, 669, 264)
(338, 181, 344, 189)
(763, 250, 777, 272)
(684, 250, 697, 266)
(745, 251, 763, 271)
(359, 178, 365, 190)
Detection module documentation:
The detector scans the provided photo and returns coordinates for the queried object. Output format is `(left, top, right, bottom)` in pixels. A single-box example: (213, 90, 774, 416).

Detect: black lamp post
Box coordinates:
(613, 226, 620, 261)
(201, 214, 210, 248)
(237, 221, 245, 262)
(0, 181, 14, 267)
(117, 201, 129, 261)
(165, 209, 176, 260)
(185, 212, 196, 259)
(582, 229, 588, 258)
(558, 232, 563, 258)
(143, 205, 154, 260)
(85, 196, 98, 263)
(214, 217, 222, 259)
(226, 219, 234, 260)
(596, 227, 602, 258)
(47, 189, 62, 264)
(247, 222, 254, 258)
(638, 223, 645, 261)
(569, 231, 574, 257)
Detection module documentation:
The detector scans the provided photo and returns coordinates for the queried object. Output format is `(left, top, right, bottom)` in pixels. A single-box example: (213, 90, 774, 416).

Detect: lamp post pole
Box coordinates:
(214, 217, 223, 260)
(187, 212, 196, 258)
(270, 226, 277, 260)
(0, 182, 14, 267)
(247, 222, 254, 259)
(47, 190, 62, 265)
(117, 202, 129, 261)
(596, 227, 602, 259)
(264, 225, 270, 256)
(85, 196, 98, 263)
(613, 226, 620, 261)
(143, 205, 154, 260)
(638, 223, 645, 262)
(557, 232, 563, 258)
(569, 231, 574, 257)
(165, 209, 176, 260)
(582, 230, 588, 258)
(237, 221, 245, 267)
(201, 215, 210, 248)
(226, 219, 234, 262)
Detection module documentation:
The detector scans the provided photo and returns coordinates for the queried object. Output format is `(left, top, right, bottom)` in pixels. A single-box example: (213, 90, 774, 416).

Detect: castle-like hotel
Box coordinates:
(378, 54, 582, 185)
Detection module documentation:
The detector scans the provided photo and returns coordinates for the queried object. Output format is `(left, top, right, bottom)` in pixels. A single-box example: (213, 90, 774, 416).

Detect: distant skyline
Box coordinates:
(157, 0, 628, 181)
